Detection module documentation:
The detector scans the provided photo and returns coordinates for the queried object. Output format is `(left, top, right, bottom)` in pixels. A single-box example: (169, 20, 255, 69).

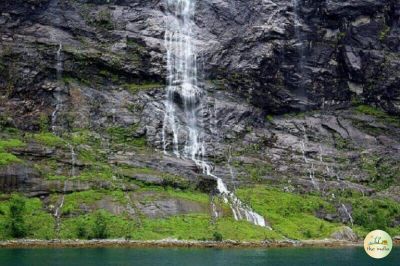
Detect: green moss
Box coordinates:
(119, 167, 190, 189)
(0, 153, 21, 166)
(99, 69, 119, 83)
(125, 83, 163, 94)
(0, 139, 24, 166)
(136, 187, 209, 205)
(70, 130, 101, 146)
(107, 126, 147, 149)
(333, 133, 351, 150)
(355, 104, 400, 126)
(76, 164, 114, 181)
(46, 175, 69, 181)
(236, 186, 340, 240)
(0, 139, 24, 150)
(32, 132, 65, 147)
(243, 163, 274, 183)
(265, 115, 274, 123)
(360, 155, 399, 190)
(379, 25, 390, 41)
(356, 105, 386, 116)
(90, 8, 114, 30)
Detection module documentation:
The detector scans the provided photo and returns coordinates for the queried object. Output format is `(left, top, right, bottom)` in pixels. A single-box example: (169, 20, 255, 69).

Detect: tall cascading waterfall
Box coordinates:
(162, 0, 267, 227)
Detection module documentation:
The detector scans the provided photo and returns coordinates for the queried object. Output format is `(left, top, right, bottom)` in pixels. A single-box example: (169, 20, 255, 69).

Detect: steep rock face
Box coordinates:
(0, 0, 400, 233)
(1, 0, 399, 119)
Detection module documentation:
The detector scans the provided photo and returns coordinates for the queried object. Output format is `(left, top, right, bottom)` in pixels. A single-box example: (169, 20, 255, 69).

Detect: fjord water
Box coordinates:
(0, 247, 398, 266)
(162, 0, 266, 227)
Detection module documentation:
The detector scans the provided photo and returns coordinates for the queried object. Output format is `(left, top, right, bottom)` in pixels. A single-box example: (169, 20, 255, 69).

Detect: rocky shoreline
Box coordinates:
(0, 239, 366, 249)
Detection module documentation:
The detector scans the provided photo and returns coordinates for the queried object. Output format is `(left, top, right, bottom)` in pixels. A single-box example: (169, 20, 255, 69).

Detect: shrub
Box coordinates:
(77, 222, 88, 239)
(7, 194, 27, 238)
(93, 211, 108, 239)
(212, 231, 223, 242)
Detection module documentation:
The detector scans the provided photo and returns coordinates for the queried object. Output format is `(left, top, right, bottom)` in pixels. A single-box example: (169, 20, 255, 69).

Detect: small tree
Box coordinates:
(77, 222, 88, 239)
(93, 211, 108, 239)
(8, 194, 27, 238)
(213, 231, 223, 242)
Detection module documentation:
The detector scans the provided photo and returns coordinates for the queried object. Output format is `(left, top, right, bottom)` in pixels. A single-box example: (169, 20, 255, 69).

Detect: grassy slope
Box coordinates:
(236, 186, 341, 239)
(1, 107, 400, 241)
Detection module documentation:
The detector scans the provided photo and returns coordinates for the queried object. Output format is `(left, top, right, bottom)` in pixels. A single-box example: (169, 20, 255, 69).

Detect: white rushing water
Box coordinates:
(341, 203, 354, 227)
(54, 144, 75, 232)
(51, 42, 63, 133)
(162, 0, 267, 227)
(300, 127, 319, 191)
(56, 42, 63, 80)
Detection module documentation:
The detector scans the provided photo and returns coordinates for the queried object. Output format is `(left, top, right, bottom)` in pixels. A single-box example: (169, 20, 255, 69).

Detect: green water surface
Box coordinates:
(0, 247, 398, 266)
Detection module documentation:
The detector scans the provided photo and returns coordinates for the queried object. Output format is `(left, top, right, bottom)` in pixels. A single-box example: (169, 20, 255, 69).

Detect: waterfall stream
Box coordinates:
(162, 0, 267, 227)
(300, 127, 319, 191)
(54, 144, 75, 236)
(341, 203, 354, 227)
(51, 42, 63, 133)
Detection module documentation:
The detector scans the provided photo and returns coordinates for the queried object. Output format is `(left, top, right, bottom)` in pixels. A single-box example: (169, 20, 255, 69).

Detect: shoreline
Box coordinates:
(0, 239, 368, 249)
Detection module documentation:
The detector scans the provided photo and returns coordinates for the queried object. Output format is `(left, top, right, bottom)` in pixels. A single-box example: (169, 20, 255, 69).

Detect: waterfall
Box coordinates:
(319, 145, 329, 182)
(54, 144, 75, 237)
(51, 42, 63, 133)
(162, 0, 267, 227)
(226, 146, 237, 191)
(69, 144, 77, 177)
(341, 203, 354, 227)
(300, 127, 319, 191)
(291, 0, 308, 104)
(56, 42, 63, 80)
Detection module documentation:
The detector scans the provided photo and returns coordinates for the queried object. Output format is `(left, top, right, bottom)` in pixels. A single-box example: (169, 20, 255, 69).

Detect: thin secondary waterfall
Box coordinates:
(300, 127, 319, 191)
(56, 42, 63, 80)
(52, 42, 63, 133)
(341, 203, 354, 227)
(162, 0, 266, 227)
(292, 0, 308, 104)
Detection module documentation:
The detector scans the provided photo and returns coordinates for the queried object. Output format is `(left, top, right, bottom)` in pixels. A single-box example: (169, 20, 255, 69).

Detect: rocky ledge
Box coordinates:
(0, 238, 368, 249)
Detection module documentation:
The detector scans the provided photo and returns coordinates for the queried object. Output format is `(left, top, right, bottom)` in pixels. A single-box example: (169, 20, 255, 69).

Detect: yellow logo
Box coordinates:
(364, 230, 392, 259)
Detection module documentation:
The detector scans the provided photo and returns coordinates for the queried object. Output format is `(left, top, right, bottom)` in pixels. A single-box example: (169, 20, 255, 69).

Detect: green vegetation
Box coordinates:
(0, 139, 24, 166)
(0, 152, 21, 166)
(236, 186, 340, 240)
(0, 188, 281, 241)
(93, 211, 109, 239)
(212, 231, 223, 241)
(333, 133, 351, 150)
(0, 187, 399, 241)
(345, 196, 400, 237)
(125, 83, 163, 94)
(265, 115, 274, 123)
(0, 195, 55, 240)
(107, 126, 147, 149)
(356, 105, 386, 117)
(7, 195, 27, 238)
(361, 154, 399, 190)
(32, 132, 65, 147)
(93, 9, 114, 30)
(379, 25, 390, 41)
(355, 104, 400, 126)
(243, 163, 274, 183)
